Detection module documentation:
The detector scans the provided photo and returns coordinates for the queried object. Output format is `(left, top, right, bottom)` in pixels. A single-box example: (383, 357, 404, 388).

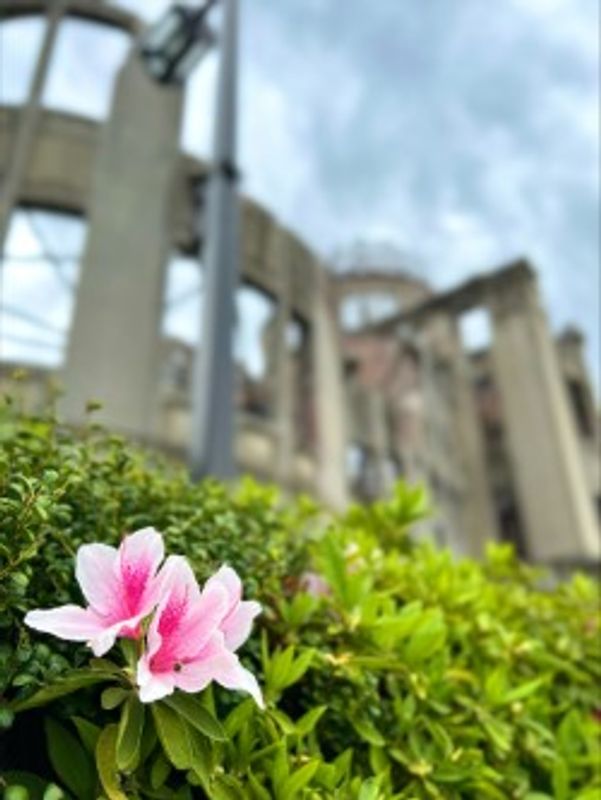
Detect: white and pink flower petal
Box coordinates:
(118, 527, 165, 616)
(75, 543, 120, 616)
(137, 654, 177, 703)
(221, 600, 262, 652)
(178, 582, 229, 659)
(211, 648, 265, 708)
(206, 565, 242, 612)
(24, 605, 106, 643)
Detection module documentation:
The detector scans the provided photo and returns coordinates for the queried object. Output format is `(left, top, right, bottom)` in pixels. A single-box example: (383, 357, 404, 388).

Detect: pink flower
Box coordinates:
(137, 558, 263, 706)
(205, 565, 262, 651)
(25, 527, 167, 657)
(299, 571, 330, 598)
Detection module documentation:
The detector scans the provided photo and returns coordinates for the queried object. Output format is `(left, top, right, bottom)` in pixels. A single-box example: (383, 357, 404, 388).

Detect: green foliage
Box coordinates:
(1, 405, 600, 798)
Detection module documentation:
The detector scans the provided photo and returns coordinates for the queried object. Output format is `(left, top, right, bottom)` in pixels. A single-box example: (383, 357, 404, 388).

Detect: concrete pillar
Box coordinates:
(448, 318, 500, 556)
(489, 265, 600, 563)
(61, 53, 183, 438)
(313, 264, 348, 508)
(268, 229, 294, 482)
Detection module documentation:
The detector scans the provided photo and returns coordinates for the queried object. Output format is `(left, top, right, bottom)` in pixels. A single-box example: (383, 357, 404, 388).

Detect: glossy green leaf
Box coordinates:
(12, 670, 116, 712)
(95, 724, 127, 800)
(44, 717, 94, 800)
(101, 686, 129, 711)
(280, 760, 320, 798)
(151, 701, 193, 770)
(71, 716, 101, 757)
(116, 695, 145, 773)
(163, 691, 227, 741)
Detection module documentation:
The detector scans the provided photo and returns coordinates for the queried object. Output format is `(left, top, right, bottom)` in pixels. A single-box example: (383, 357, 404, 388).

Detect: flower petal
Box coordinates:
(171, 633, 225, 694)
(194, 640, 264, 707)
(75, 543, 120, 615)
(221, 600, 262, 652)
(137, 654, 176, 703)
(25, 605, 105, 642)
(118, 527, 165, 616)
(88, 621, 125, 657)
(179, 581, 229, 659)
(156, 555, 202, 609)
(206, 564, 243, 612)
(215, 650, 264, 708)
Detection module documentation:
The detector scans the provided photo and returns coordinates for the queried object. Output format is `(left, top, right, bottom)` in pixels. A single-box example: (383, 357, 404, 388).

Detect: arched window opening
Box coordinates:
(162, 255, 203, 347)
(235, 283, 277, 418)
(0, 207, 87, 367)
(458, 307, 492, 352)
(43, 18, 130, 119)
(340, 292, 399, 332)
(0, 17, 45, 105)
(287, 313, 315, 451)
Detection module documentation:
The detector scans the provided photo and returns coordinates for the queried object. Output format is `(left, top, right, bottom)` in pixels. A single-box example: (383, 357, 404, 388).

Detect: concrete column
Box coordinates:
(448, 318, 500, 556)
(61, 53, 183, 438)
(0, 0, 66, 250)
(313, 264, 348, 508)
(268, 229, 294, 482)
(489, 266, 600, 563)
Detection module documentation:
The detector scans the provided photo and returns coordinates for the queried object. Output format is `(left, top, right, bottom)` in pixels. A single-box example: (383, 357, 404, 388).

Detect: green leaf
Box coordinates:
(270, 709, 297, 735)
(484, 666, 508, 705)
(270, 741, 289, 797)
(372, 601, 423, 647)
(248, 771, 271, 800)
(116, 695, 145, 773)
(71, 716, 101, 756)
(101, 686, 129, 710)
(268, 646, 295, 691)
(184, 722, 214, 788)
(280, 760, 320, 798)
(151, 701, 193, 770)
(224, 697, 255, 737)
(150, 752, 171, 790)
(552, 758, 570, 800)
(44, 717, 95, 800)
(1, 772, 48, 800)
(42, 786, 66, 800)
(163, 691, 227, 741)
(404, 610, 447, 664)
(358, 776, 383, 800)
(287, 649, 314, 686)
(12, 669, 116, 711)
(95, 725, 127, 800)
(503, 677, 545, 705)
(351, 716, 385, 746)
(4, 787, 30, 800)
(211, 776, 246, 800)
(319, 534, 348, 605)
(295, 705, 327, 738)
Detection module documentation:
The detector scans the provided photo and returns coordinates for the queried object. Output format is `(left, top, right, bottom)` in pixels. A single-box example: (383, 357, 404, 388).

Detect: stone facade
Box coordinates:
(1, 1, 599, 567)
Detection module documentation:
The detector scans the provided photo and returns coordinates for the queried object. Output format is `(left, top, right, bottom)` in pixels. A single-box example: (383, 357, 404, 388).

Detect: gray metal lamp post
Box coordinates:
(189, 0, 240, 480)
(141, 0, 240, 480)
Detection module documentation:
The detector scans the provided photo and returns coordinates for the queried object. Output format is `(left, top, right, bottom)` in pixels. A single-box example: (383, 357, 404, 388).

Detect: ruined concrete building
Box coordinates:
(1, 2, 599, 568)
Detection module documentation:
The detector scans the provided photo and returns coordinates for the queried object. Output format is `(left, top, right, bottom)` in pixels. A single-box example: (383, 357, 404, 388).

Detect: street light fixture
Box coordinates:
(139, 2, 216, 85)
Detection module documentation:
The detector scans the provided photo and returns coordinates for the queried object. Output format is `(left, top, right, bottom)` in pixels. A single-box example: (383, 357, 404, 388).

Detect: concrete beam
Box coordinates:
(0, 0, 140, 34)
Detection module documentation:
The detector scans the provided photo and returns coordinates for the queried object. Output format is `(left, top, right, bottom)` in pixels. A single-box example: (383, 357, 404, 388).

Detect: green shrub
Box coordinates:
(1, 402, 600, 799)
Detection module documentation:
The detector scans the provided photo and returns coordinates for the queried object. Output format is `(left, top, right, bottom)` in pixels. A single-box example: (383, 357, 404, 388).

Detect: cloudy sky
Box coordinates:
(1, 0, 599, 384)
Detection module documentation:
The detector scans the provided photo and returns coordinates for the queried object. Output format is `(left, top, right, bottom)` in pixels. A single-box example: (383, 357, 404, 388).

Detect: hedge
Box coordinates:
(0, 399, 599, 799)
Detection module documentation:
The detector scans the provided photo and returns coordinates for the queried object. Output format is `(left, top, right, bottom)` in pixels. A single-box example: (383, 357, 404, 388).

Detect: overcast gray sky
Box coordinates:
(1, 0, 599, 385)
